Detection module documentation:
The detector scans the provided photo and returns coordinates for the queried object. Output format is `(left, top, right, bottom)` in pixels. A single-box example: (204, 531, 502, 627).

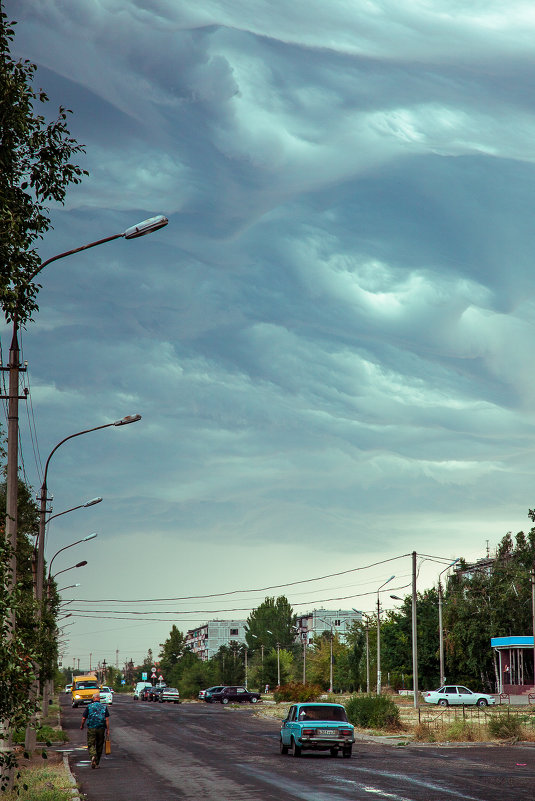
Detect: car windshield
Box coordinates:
(297, 706, 348, 722)
(76, 681, 98, 690)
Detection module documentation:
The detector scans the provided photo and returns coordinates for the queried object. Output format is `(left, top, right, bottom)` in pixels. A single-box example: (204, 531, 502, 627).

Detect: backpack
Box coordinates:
(86, 702, 107, 728)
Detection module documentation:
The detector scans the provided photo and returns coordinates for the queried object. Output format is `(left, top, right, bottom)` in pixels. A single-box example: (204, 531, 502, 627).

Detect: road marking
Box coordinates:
(335, 769, 481, 800)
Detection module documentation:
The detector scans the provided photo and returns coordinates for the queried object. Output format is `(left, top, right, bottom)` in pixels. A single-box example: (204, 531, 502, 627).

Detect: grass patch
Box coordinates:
(13, 726, 68, 745)
(3, 763, 74, 801)
(487, 712, 523, 740)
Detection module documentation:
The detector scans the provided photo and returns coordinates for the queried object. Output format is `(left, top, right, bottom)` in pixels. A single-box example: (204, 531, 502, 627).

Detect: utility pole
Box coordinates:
(412, 551, 419, 709)
(0, 320, 27, 786)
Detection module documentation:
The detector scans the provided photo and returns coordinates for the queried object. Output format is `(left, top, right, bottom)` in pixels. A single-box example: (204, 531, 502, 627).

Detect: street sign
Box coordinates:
(142, 672, 148, 680)
(159, 674, 164, 681)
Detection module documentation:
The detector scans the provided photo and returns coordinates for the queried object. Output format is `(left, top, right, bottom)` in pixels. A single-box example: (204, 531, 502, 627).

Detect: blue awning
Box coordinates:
(491, 636, 534, 648)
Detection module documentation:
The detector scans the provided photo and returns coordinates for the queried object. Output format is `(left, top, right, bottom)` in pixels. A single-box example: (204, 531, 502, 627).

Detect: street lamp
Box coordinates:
(46, 497, 102, 525)
(354, 609, 371, 693)
(376, 575, 395, 695)
(438, 559, 460, 686)
(36, 414, 141, 608)
(47, 533, 97, 590)
(51, 560, 87, 580)
(3, 215, 167, 603)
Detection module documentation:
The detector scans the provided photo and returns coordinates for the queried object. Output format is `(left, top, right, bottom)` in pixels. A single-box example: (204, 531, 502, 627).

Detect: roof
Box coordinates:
(490, 636, 534, 648)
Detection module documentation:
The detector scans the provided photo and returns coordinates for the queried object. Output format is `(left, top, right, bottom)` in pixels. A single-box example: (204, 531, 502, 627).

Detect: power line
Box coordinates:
(70, 553, 414, 603)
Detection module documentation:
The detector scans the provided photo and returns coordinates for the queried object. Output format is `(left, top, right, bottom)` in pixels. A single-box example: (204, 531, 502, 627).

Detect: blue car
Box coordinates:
(280, 702, 355, 758)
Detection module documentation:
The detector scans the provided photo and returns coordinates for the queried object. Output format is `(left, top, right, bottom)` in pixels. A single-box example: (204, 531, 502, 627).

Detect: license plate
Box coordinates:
(318, 729, 336, 735)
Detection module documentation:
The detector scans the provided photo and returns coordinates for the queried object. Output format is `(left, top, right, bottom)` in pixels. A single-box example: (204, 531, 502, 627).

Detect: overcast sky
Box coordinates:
(5, 0, 535, 674)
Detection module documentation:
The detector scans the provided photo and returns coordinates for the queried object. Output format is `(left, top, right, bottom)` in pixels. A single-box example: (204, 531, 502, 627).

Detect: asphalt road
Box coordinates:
(59, 695, 535, 801)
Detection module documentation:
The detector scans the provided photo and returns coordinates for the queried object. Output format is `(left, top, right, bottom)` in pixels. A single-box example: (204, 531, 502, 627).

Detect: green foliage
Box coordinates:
(158, 626, 186, 678)
(1, 763, 73, 801)
(344, 694, 401, 730)
(245, 596, 296, 653)
(213, 641, 246, 685)
(443, 720, 477, 742)
(273, 682, 322, 702)
(13, 725, 68, 744)
(487, 711, 523, 739)
(178, 658, 218, 699)
(0, 11, 87, 325)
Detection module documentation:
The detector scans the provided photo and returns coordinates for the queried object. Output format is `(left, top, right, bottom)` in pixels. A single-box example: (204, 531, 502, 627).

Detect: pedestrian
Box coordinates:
(80, 692, 110, 769)
(264, 684, 269, 694)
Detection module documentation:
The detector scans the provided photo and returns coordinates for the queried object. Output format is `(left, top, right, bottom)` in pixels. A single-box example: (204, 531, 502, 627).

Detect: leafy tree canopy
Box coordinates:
(245, 595, 296, 651)
(0, 11, 87, 325)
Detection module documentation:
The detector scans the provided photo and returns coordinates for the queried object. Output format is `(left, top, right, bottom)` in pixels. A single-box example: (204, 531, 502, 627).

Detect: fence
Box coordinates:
(412, 704, 535, 738)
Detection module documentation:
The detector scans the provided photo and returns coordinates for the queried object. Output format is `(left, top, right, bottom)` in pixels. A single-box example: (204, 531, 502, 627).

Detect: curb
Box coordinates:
(63, 752, 82, 800)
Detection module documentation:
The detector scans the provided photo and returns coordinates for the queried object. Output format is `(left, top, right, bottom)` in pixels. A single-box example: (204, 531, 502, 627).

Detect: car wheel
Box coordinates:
(222, 697, 229, 704)
(342, 747, 352, 758)
(72, 703, 77, 708)
(291, 738, 302, 758)
(438, 699, 449, 706)
(330, 747, 338, 757)
(476, 698, 488, 707)
(280, 737, 289, 755)
(250, 697, 258, 703)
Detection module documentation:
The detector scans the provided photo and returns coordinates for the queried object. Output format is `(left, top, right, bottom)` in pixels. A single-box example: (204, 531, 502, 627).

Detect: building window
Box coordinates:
(230, 628, 239, 636)
(334, 620, 340, 626)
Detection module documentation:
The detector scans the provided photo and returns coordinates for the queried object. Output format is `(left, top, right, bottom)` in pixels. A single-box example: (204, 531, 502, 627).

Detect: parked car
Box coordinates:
(423, 685, 496, 707)
(140, 686, 153, 701)
(199, 685, 225, 701)
(150, 685, 166, 701)
(99, 686, 113, 705)
(133, 681, 152, 700)
(280, 703, 355, 758)
(159, 687, 180, 704)
(207, 686, 261, 704)
(64, 684, 72, 694)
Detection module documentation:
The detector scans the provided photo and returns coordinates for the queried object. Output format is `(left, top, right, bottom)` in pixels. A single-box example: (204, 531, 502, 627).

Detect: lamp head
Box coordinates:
(83, 533, 98, 542)
(84, 497, 102, 507)
(123, 215, 168, 239)
(75, 560, 88, 568)
(114, 414, 142, 426)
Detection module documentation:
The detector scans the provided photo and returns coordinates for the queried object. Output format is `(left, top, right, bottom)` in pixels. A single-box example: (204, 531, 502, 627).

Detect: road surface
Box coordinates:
(59, 694, 535, 801)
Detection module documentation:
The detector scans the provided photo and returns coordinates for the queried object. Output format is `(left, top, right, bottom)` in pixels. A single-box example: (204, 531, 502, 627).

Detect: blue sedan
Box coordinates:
(280, 702, 355, 758)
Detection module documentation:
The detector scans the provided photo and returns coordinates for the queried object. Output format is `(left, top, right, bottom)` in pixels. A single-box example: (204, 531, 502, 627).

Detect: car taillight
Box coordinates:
(340, 729, 352, 736)
(302, 728, 315, 736)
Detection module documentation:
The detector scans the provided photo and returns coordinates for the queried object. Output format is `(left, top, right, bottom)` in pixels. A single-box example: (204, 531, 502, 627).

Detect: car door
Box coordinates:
(281, 705, 296, 745)
(444, 686, 459, 705)
(457, 686, 475, 705)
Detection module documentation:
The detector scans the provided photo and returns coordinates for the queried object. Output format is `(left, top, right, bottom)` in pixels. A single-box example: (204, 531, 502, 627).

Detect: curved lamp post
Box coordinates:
(4, 215, 167, 597)
(438, 559, 460, 686)
(36, 415, 141, 608)
(47, 533, 97, 594)
(51, 560, 87, 581)
(46, 497, 102, 525)
(376, 575, 395, 695)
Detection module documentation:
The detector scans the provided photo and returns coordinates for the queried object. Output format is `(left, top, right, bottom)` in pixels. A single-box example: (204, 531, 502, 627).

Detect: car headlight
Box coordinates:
(75, 694, 81, 699)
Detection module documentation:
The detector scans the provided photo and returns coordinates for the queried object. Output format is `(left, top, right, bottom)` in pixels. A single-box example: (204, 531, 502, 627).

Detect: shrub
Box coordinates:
(344, 694, 401, 730)
(443, 720, 477, 742)
(273, 682, 322, 702)
(487, 712, 522, 740)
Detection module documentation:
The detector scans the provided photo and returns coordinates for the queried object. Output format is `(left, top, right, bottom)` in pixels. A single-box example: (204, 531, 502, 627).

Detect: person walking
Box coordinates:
(80, 692, 110, 768)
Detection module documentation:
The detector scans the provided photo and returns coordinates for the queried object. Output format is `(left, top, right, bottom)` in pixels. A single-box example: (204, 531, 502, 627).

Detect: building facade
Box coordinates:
(185, 619, 248, 661)
(295, 608, 362, 644)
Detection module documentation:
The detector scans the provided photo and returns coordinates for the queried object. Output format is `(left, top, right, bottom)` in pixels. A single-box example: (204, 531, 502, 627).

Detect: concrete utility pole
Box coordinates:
(412, 551, 419, 709)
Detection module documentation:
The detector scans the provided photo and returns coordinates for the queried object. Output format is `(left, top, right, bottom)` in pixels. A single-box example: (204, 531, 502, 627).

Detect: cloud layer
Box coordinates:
(6, 0, 535, 664)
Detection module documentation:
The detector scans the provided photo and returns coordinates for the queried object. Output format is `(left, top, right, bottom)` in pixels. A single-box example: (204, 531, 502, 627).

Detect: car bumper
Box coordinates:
(297, 735, 355, 750)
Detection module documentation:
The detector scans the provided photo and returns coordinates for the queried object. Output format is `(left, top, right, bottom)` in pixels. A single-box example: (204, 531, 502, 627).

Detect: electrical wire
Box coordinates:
(71, 554, 414, 603)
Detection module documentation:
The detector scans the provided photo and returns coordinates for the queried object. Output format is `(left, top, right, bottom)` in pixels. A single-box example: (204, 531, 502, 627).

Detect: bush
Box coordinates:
(487, 712, 523, 740)
(344, 694, 401, 730)
(443, 720, 477, 742)
(273, 682, 322, 702)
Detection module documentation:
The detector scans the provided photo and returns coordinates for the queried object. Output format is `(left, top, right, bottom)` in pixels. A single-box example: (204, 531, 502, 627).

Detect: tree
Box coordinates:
(158, 626, 186, 679)
(0, 10, 87, 325)
(245, 596, 296, 652)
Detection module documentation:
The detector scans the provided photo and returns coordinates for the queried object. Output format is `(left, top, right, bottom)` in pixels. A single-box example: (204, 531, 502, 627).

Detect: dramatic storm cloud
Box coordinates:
(5, 0, 535, 665)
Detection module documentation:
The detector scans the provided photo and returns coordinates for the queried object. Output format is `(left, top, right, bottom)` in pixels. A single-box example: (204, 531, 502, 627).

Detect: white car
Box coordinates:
(64, 684, 72, 694)
(423, 685, 496, 707)
(99, 686, 114, 704)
